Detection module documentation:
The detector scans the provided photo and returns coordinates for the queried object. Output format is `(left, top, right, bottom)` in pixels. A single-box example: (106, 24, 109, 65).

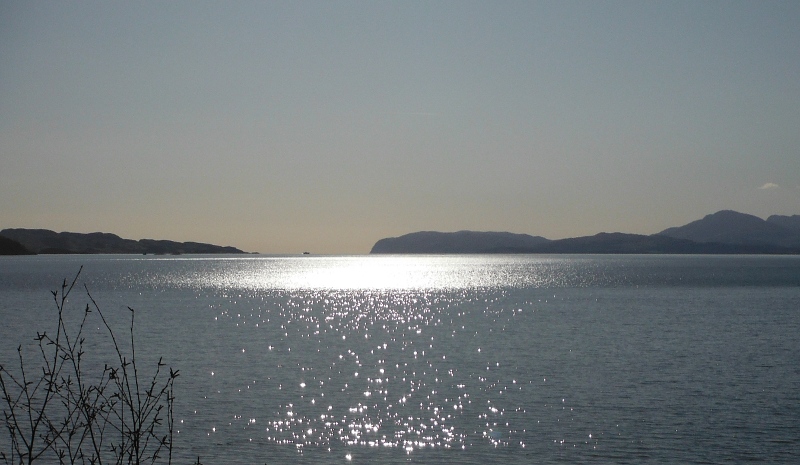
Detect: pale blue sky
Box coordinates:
(2, 1, 798, 253)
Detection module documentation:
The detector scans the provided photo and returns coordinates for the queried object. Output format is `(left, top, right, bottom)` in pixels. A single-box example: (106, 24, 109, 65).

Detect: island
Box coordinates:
(370, 211, 800, 254)
(0, 229, 246, 255)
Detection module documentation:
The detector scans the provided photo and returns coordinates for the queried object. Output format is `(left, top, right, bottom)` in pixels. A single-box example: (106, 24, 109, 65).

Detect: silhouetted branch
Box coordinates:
(1, 268, 177, 464)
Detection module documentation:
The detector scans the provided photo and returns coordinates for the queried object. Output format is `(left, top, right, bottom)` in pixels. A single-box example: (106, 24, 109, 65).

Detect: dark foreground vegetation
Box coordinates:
(0, 268, 180, 464)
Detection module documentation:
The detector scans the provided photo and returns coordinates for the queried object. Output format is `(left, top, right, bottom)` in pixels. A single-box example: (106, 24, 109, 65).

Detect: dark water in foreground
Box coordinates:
(1, 254, 799, 463)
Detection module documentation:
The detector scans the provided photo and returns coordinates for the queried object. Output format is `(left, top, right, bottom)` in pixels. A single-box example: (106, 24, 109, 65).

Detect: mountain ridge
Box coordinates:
(371, 210, 800, 254)
(0, 228, 246, 255)
(657, 210, 800, 248)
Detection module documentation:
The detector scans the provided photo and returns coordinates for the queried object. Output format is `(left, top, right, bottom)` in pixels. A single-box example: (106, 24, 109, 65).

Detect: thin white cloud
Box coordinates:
(758, 182, 780, 190)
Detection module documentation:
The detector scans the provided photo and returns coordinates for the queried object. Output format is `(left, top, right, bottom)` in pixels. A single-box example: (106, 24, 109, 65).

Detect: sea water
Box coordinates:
(1, 254, 799, 463)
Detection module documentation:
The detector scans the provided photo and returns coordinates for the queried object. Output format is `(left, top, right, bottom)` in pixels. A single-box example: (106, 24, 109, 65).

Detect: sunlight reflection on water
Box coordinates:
(2, 255, 799, 464)
(168, 255, 584, 291)
(194, 282, 541, 458)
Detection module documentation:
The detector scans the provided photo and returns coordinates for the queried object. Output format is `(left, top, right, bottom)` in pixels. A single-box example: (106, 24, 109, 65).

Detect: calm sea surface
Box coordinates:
(1, 254, 799, 463)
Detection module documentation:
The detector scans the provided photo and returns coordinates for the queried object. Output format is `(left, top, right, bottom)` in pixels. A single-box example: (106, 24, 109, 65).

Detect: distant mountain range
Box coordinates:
(370, 210, 800, 254)
(4, 210, 799, 256)
(0, 229, 246, 255)
(658, 210, 800, 248)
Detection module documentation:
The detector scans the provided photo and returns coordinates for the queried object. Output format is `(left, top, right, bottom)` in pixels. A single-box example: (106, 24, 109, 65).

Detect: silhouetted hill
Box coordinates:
(0, 234, 35, 255)
(137, 239, 245, 255)
(658, 210, 800, 248)
(537, 232, 795, 254)
(0, 229, 246, 255)
(370, 210, 800, 254)
(767, 214, 800, 232)
(370, 231, 550, 254)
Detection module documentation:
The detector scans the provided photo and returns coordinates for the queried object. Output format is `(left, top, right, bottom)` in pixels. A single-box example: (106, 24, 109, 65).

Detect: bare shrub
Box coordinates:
(1, 267, 179, 464)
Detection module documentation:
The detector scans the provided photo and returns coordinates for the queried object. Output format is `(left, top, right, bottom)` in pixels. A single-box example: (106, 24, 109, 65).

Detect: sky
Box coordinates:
(2, 1, 799, 254)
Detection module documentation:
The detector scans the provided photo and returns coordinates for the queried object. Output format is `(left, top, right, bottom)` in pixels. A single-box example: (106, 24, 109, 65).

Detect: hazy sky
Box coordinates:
(2, 1, 799, 253)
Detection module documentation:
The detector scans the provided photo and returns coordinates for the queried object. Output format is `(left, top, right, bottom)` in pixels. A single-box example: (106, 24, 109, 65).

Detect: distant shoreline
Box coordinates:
(0, 228, 247, 255)
(370, 211, 800, 255)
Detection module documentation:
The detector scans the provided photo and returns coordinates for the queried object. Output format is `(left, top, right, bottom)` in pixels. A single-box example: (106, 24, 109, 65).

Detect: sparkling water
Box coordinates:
(2, 254, 799, 463)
